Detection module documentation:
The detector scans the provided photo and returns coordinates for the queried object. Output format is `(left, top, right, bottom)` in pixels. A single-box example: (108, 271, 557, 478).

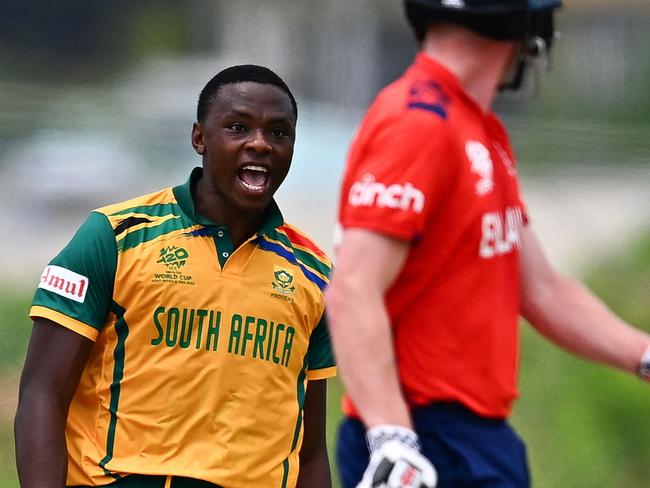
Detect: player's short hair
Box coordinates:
(197, 64, 298, 123)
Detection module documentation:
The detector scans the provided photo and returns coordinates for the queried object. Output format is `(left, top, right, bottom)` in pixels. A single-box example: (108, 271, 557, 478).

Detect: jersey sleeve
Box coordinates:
(339, 111, 452, 240)
(29, 211, 117, 341)
(305, 312, 336, 380)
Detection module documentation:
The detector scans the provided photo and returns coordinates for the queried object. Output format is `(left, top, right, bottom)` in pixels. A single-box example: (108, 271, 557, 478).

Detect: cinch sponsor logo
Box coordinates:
(348, 173, 425, 213)
(38, 265, 88, 303)
(479, 206, 525, 259)
(151, 306, 296, 367)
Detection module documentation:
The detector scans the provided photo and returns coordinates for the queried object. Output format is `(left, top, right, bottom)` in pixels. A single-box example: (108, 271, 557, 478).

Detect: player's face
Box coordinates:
(191, 82, 295, 215)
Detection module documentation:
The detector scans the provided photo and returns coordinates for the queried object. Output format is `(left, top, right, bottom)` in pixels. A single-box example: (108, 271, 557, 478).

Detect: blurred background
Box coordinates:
(1, 1, 649, 486)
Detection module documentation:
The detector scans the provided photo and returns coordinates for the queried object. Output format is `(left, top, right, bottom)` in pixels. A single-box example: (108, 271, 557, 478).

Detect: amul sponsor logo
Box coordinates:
(38, 265, 88, 303)
(348, 173, 425, 213)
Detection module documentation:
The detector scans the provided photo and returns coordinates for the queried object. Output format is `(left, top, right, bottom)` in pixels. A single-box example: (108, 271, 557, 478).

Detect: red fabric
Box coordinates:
(339, 53, 528, 419)
(279, 224, 329, 259)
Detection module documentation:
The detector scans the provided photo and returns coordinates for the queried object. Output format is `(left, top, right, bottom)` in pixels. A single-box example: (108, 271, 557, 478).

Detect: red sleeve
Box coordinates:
(339, 110, 452, 240)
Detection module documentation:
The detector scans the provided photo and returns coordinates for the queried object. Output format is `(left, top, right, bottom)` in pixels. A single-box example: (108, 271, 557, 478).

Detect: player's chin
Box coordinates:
(232, 189, 274, 214)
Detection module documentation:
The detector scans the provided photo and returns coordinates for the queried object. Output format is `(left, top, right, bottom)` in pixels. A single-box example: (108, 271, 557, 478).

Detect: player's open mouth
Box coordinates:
(237, 165, 269, 193)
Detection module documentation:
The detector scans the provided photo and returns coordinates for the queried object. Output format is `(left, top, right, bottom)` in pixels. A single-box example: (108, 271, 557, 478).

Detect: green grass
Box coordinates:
(0, 290, 31, 372)
(326, 377, 345, 487)
(0, 423, 18, 488)
(512, 233, 650, 488)
(0, 287, 31, 487)
(2, 230, 649, 488)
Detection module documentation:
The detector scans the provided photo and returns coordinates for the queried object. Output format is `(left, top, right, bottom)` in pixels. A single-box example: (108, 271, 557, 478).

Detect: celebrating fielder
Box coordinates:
(15, 65, 335, 488)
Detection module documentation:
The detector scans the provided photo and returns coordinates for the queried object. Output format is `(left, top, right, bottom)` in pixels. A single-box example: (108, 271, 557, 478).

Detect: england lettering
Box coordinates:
(478, 206, 524, 258)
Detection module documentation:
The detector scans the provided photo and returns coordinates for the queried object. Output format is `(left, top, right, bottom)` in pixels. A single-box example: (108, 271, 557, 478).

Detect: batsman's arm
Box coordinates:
(15, 318, 94, 488)
(520, 226, 650, 373)
(297, 379, 331, 488)
(325, 228, 412, 429)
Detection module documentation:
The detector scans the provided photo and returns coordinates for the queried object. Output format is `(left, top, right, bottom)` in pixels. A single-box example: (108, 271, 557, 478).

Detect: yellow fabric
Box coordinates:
(32, 187, 335, 488)
(306, 366, 337, 381)
(29, 305, 99, 341)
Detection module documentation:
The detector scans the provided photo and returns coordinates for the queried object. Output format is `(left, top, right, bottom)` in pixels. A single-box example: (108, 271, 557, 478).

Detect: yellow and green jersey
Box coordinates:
(30, 168, 336, 488)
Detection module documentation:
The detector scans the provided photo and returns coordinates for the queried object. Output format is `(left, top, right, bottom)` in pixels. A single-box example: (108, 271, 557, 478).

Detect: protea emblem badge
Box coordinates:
(272, 267, 296, 295)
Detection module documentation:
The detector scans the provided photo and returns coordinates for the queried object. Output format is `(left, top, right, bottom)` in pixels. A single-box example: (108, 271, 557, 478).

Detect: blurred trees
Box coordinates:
(0, 0, 212, 81)
(1, 1, 649, 121)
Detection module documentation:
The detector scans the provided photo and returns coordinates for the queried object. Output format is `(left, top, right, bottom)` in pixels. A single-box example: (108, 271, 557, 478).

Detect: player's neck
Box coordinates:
(193, 176, 266, 249)
(421, 24, 519, 112)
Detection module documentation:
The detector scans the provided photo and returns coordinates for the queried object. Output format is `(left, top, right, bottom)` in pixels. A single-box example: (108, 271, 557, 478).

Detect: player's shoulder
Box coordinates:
(274, 223, 332, 278)
(92, 186, 177, 232)
(94, 186, 175, 216)
(367, 73, 455, 137)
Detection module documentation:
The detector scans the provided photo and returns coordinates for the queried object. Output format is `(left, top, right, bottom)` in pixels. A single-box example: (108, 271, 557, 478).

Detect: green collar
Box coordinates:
(172, 167, 284, 235)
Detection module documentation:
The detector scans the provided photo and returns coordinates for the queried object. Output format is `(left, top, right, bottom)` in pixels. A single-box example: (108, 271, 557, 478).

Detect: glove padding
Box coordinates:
(356, 426, 437, 488)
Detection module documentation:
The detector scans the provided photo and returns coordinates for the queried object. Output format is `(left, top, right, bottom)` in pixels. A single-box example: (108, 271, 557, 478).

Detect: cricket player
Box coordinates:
(325, 1, 650, 487)
(15, 65, 335, 488)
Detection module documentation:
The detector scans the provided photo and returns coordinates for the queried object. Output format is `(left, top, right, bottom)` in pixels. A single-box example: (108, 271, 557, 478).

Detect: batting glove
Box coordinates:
(356, 424, 437, 488)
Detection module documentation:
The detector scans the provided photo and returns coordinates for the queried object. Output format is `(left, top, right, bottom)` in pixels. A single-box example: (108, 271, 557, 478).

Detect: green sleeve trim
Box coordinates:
(31, 212, 117, 331)
(306, 312, 335, 371)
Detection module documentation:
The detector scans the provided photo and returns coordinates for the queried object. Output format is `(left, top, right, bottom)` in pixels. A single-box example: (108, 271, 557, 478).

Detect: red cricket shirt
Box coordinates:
(338, 53, 528, 419)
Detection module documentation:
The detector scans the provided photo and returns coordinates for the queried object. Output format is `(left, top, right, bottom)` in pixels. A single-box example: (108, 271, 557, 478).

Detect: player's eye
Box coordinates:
(270, 128, 287, 138)
(227, 123, 246, 133)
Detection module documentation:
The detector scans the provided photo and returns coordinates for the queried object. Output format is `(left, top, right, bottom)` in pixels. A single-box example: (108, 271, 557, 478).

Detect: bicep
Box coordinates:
(19, 318, 94, 406)
(519, 226, 561, 320)
(300, 379, 328, 458)
(332, 228, 410, 297)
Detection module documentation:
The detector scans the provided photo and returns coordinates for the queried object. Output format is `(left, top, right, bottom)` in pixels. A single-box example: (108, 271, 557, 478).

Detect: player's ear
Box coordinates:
(191, 122, 206, 155)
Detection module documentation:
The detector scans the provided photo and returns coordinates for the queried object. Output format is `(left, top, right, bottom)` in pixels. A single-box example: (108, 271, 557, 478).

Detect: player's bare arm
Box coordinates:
(520, 226, 650, 373)
(15, 318, 93, 488)
(297, 379, 331, 488)
(326, 228, 411, 429)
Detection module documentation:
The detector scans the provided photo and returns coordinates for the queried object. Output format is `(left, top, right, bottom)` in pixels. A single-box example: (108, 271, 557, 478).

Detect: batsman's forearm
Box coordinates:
(15, 393, 69, 488)
(523, 274, 650, 373)
(327, 284, 412, 429)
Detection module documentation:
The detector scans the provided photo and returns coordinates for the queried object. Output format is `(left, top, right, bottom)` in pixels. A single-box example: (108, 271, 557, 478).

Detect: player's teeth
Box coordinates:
(241, 180, 264, 191)
(243, 165, 267, 172)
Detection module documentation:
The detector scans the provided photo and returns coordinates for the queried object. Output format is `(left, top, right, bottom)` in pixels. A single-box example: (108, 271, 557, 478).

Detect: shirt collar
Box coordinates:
(172, 167, 284, 235)
(411, 51, 496, 120)
(411, 52, 465, 96)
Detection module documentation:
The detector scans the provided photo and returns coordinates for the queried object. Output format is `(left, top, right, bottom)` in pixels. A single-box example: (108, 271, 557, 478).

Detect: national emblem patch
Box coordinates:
(272, 267, 296, 295)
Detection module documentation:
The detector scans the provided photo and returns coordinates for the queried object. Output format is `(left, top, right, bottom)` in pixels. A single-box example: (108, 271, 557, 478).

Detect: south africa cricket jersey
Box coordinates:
(30, 168, 336, 488)
(338, 53, 527, 419)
